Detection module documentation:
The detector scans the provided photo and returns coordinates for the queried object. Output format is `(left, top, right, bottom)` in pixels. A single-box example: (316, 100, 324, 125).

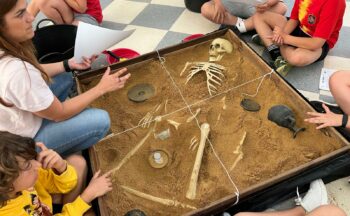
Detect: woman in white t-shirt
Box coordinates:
(0, 0, 130, 156)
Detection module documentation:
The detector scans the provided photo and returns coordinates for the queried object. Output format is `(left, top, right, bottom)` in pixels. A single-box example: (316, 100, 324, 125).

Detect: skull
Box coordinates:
(209, 38, 233, 62)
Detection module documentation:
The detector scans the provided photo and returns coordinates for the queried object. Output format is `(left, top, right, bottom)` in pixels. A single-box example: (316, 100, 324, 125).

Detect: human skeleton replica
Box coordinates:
(180, 38, 233, 96)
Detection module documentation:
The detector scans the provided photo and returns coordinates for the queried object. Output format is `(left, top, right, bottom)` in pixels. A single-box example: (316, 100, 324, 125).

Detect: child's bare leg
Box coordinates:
(329, 71, 350, 115)
(280, 46, 322, 67)
(253, 11, 287, 46)
(34, 0, 74, 24)
(308, 205, 346, 216)
(63, 154, 88, 203)
(232, 1, 287, 32)
(234, 207, 305, 216)
(201, 1, 238, 25)
(268, 2, 288, 15)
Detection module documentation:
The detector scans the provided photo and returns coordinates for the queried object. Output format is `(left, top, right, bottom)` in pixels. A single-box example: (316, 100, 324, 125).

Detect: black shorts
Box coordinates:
(290, 27, 330, 63)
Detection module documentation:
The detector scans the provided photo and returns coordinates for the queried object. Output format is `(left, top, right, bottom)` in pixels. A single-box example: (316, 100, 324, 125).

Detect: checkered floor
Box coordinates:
(93, 0, 350, 105)
(33, 0, 350, 104)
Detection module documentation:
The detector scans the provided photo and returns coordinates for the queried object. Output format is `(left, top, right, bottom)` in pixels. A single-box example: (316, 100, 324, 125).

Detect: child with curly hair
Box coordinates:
(0, 131, 112, 216)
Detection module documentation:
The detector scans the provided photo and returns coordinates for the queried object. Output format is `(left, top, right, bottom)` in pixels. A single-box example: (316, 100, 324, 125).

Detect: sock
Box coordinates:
(267, 44, 281, 61)
(235, 17, 247, 33)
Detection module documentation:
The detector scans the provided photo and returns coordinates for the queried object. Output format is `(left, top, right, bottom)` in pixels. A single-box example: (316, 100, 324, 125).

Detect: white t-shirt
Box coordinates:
(0, 55, 54, 138)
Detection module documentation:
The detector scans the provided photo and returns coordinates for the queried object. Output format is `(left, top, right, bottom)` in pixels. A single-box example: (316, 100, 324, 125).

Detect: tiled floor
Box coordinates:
(97, 0, 350, 104)
(32, 0, 350, 214)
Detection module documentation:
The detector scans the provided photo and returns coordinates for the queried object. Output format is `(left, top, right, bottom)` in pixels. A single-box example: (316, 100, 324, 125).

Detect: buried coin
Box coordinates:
(124, 209, 147, 216)
(148, 150, 169, 169)
(240, 98, 261, 112)
(127, 83, 155, 102)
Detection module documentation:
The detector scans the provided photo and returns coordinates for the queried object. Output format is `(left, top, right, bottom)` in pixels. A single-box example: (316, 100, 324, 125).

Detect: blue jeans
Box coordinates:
(34, 73, 111, 156)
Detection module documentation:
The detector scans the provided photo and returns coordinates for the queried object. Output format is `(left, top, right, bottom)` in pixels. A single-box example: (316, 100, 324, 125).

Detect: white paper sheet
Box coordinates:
(74, 22, 135, 63)
(319, 68, 337, 91)
(227, 0, 267, 5)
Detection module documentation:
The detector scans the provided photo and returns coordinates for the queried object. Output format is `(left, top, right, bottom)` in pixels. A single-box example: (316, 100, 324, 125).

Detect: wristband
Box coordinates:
(63, 59, 71, 72)
(342, 114, 348, 128)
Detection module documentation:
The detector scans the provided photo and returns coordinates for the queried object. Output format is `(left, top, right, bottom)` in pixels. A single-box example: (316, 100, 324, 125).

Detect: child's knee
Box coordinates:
(96, 109, 111, 132)
(274, 2, 288, 15)
(252, 12, 264, 23)
(201, 2, 215, 20)
(67, 154, 87, 174)
(285, 54, 306, 66)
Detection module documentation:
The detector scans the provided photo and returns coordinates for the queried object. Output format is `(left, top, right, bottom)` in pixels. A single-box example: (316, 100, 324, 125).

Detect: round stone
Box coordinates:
(127, 83, 155, 102)
(240, 98, 261, 112)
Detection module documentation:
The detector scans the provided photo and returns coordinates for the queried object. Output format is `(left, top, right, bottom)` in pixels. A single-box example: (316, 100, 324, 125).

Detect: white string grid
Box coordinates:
(102, 50, 274, 207)
(155, 50, 273, 206)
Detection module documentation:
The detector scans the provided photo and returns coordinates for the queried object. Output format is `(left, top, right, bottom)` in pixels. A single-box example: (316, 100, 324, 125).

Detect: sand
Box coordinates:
(79, 32, 345, 216)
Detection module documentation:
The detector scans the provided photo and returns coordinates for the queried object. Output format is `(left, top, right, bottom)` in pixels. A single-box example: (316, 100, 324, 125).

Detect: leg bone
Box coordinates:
(186, 123, 210, 200)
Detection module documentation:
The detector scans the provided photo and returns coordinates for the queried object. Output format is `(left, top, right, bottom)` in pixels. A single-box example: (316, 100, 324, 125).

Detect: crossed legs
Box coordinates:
(253, 11, 322, 66)
(27, 0, 74, 24)
(201, 1, 287, 32)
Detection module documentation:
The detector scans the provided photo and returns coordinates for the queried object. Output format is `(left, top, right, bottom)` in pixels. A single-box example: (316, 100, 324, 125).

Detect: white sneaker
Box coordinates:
(295, 179, 328, 212)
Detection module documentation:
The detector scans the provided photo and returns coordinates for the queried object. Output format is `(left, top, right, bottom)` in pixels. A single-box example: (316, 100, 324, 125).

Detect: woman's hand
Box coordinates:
(68, 55, 98, 71)
(305, 103, 343, 129)
(81, 170, 113, 203)
(36, 142, 67, 174)
(95, 67, 131, 95)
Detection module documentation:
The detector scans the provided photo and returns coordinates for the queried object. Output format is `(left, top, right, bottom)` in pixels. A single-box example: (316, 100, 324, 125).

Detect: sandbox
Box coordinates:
(76, 29, 349, 216)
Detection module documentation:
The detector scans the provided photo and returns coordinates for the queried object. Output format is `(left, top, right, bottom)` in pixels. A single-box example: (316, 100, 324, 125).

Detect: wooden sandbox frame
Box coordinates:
(76, 29, 350, 216)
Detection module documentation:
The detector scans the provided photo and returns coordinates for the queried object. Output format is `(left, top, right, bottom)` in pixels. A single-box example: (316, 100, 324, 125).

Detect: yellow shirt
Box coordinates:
(0, 165, 90, 216)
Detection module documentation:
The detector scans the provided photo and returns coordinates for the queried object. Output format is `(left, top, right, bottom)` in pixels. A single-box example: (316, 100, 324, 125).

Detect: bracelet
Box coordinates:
(342, 114, 348, 128)
(63, 59, 71, 72)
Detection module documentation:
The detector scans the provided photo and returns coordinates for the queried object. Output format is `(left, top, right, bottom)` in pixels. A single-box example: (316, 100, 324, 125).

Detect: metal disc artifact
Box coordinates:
(127, 83, 155, 102)
(240, 98, 261, 112)
(124, 209, 146, 216)
(148, 150, 169, 169)
(268, 105, 306, 138)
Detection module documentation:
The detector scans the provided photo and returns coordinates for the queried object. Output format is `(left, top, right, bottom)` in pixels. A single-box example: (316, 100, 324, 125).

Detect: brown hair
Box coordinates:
(0, 0, 49, 107)
(0, 131, 37, 207)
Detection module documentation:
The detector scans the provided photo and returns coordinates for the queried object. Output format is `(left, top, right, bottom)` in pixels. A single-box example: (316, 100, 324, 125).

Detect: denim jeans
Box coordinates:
(34, 72, 111, 156)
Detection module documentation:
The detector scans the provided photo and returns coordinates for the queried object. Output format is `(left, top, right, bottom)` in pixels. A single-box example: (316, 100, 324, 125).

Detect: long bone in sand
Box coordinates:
(186, 123, 210, 200)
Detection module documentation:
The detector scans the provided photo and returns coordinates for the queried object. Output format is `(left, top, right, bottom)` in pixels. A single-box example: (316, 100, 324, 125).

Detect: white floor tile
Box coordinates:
(108, 25, 167, 54)
(103, 0, 148, 24)
(170, 9, 219, 34)
(323, 56, 350, 70)
(151, 0, 185, 8)
(319, 90, 333, 97)
(298, 90, 320, 101)
(327, 177, 350, 214)
(343, 2, 350, 27)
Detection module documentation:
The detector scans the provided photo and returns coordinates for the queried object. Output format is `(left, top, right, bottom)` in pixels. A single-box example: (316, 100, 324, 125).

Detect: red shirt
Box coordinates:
(86, 0, 103, 23)
(290, 0, 345, 48)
